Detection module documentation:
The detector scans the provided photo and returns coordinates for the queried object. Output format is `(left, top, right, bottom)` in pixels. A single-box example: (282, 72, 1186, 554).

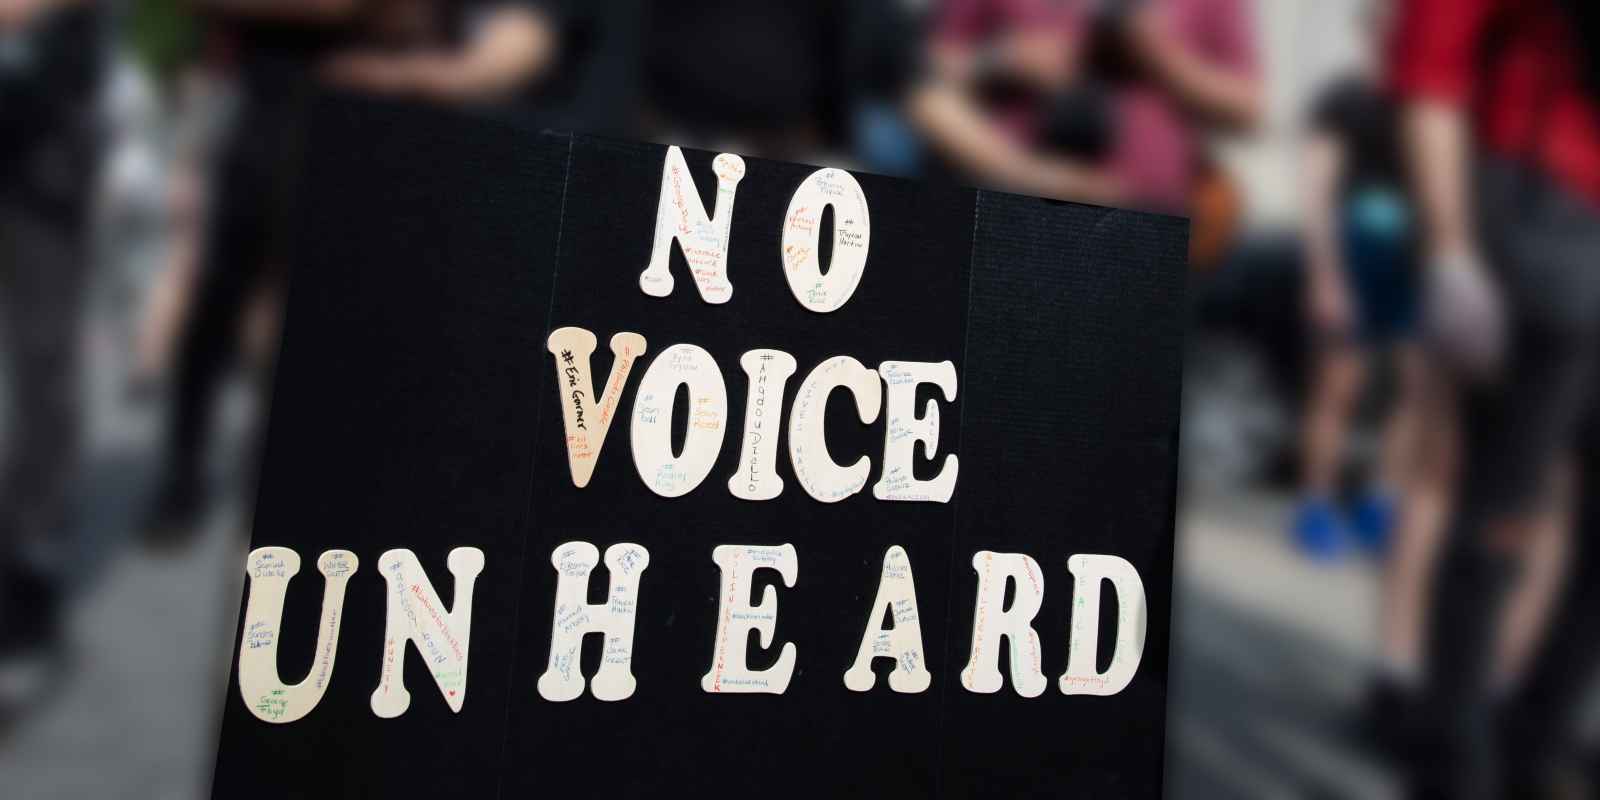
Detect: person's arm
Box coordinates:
(0, 0, 87, 31)
(1405, 102, 1477, 261)
(906, 81, 1122, 204)
(1391, 0, 1503, 378)
(405, 5, 555, 101)
(1124, 0, 1261, 130)
(195, 0, 361, 24)
(325, 5, 556, 102)
(1302, 131, 1352, 336)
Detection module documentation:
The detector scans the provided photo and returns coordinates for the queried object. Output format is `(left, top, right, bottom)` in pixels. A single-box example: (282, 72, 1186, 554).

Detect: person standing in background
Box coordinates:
(0, 0, 104, 710)
(908, 0, 1258, 212)
(910, 0, 1126, 203)
(1391, 0, 1600, 796)
(1095, 0, 1259, 213)
(320, 0, 566, 114)
(1291, 3, 1462, 748)
(145, 0, 367, 543)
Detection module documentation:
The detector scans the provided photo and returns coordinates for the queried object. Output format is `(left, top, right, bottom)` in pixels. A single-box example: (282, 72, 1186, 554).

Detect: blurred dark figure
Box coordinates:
(639, 0, 845, 158)
(144, 0, 366, 544)
(148, 0, 561, 544)
(907, 0, 1258, 213)
(1391, 0, 1600, 796)
(1294, 2, 1430, 564)
(0, 0, 104, 709)
(1291, 1, 1467, 743)
(846, 0, 933, 177)
(322, 0, 570, 115)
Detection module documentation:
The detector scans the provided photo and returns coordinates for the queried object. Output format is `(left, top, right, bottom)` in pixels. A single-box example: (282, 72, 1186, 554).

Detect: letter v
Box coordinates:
(547, 326, 648, 487)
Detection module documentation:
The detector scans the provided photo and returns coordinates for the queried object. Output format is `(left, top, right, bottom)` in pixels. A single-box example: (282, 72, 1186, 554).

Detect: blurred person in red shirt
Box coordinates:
(1391, 0, 1600, 796)
(908, 0, 1258, 211)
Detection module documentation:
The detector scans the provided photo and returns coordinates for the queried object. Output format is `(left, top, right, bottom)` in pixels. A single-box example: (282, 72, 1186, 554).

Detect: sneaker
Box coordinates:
(143, 473, 205, 550)
(0, 566, 68, 720)
(1291, 497, 1343, 561)
(1360, 674, 1425, 761)
(1351, 491, 1398, 555)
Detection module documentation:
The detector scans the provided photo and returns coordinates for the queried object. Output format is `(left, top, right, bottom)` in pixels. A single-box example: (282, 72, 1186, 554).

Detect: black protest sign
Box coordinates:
(210, 98, 1186, 799)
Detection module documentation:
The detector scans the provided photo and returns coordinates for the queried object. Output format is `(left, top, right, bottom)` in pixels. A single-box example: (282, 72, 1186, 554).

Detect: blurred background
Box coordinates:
(2, 0, 1598, 797)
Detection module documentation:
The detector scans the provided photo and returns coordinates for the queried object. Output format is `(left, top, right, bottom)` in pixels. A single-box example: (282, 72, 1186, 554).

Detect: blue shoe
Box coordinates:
(1350, 491, 1397, 555)
(1291, 497, 1343, 561)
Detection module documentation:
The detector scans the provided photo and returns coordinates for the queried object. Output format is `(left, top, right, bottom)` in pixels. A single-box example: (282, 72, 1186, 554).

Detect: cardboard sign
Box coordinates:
(210, 98, 1187, 798)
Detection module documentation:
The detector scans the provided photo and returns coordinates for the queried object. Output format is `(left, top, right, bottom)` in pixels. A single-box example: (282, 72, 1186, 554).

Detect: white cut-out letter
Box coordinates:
(631, 343, 728, 498)
(781, 167, 871, 313)
(548, 327, 648, 488)
(1060, 554, 1148, 696)
(702, 544, 798, 694)
(728, 349, 797, 501)
(640, 146, 746, 303)
(960, 551, 1048, 697)
(537, 542, 650, 702)
(844, 545, 930, 693)
(789, 356, 882, 503)
(371, 547, 484, 718)
(238, 547, 357, 724)
(873, 361, 960, 503)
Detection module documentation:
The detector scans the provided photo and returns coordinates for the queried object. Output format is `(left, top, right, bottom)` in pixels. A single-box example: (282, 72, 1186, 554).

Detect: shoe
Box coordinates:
(0, 566, 67, 720)
(1360, 674, 1424, 761)
(1291, 497, 1343, 561)
(143, 473, 205, 550)
(1351, 491, 1397, 555)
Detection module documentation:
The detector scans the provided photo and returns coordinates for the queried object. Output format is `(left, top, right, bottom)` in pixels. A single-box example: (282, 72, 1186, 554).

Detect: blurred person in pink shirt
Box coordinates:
(909, 0, 1258, 212)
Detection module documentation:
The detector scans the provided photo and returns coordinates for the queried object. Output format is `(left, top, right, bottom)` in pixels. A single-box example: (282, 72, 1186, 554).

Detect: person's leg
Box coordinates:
(0, 202, 86, 658)
(148, 126, 269, 540)
(1417, 158, 1600, 798)
(1499, 441, 1600, 795)
(1377, 345, 1456, 687)
(1294, 344, 1367, 557)
(1490, 455, 1573, 695)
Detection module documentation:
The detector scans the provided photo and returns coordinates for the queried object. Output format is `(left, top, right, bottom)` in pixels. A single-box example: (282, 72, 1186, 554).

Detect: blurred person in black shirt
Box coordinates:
(638, 0, 844, 159)
(146, 0, 366, 543)
(847, 0, 934, 176)
(1292, 1, 1457, 742)
(321, 0, 568, 115)
(149, 0, 563, 545)
(0, 0, 104, 705)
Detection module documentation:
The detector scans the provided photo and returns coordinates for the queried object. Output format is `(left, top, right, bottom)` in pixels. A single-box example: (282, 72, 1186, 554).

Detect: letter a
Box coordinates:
(238, 547, 357, 723)
(843, 546, 930, 693)
(639, 146, 746, 303)
(371, 548, 484, 718)
(547, 326, 648, 487)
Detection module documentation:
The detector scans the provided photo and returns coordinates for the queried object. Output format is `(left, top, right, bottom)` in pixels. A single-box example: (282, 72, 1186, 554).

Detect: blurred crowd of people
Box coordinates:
(1, 0, 1599, 797)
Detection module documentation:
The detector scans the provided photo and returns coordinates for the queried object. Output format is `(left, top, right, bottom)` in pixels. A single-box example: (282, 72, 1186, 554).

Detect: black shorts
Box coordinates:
(1462, 158, 1600, 518)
